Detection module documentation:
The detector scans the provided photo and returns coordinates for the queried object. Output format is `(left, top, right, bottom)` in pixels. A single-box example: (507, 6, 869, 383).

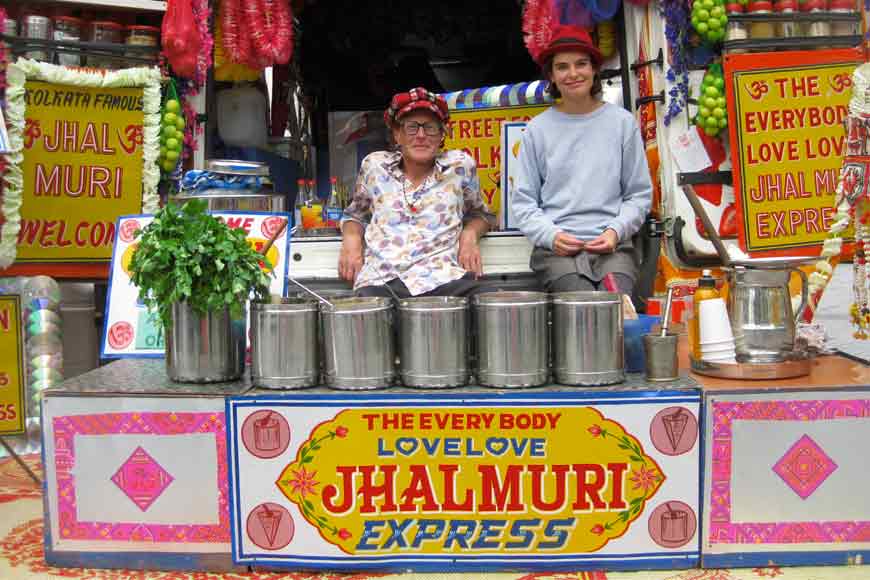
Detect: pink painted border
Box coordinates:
(52, 412, 230, 544)
(710, 399, 870, 544)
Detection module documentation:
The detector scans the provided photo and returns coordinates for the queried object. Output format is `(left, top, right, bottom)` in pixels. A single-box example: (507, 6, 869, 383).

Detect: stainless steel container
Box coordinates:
(643, 333, 679, 382)
(726, 262, 808, 363)
(321, 297, 394, 390)
(174, 160, 285, 212)
(552, 291, 624, 386)
(22, 15, 51, 62)
(398, 296, 468, 388)
(474, 291, 549, 388)
(251, 299, 319, 389)
(166, 302, 245, 383)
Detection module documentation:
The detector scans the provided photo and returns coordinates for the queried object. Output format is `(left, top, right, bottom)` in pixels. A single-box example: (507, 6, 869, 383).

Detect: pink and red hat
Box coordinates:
(384, 87, 450, 127)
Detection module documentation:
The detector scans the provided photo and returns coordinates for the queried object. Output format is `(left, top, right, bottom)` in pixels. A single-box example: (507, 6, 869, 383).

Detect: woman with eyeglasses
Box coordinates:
(511, 26, 652, 295)
(338, 87, 496, 298)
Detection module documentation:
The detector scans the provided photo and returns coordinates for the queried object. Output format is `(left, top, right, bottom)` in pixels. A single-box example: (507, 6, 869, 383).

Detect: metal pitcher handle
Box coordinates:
(791, 267, 809, 323)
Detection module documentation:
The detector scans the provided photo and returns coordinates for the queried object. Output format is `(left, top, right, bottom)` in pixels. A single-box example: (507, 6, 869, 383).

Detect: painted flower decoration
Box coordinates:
(335, 426, 348, 438)
(753, 566, 783, 577)
(285, 467, 319, 498)
(587, 424, 603, 437)
(629, 464, 661, 493)
(337, 528, 352, 540)
(23, 118, 41, 149)
(590, 524, 605, 535)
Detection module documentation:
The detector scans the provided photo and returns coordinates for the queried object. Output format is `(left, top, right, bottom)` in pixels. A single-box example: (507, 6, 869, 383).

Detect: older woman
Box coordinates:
(511, 26, 652, 294)
(339, 87, 496, 298)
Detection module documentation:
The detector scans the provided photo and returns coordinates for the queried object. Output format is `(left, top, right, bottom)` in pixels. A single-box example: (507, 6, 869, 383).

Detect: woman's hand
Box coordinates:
(338, 239, 364, 282)
(584, 229, 619, 254)
(553, 232, 585, 256)
(459, 230, 483, 277)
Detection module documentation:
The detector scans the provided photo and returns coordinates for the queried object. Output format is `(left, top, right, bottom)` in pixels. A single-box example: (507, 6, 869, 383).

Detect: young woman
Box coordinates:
(511, 26, 653, 294)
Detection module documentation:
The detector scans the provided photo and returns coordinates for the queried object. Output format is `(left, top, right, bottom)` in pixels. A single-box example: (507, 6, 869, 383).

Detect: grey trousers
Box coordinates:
(356, 273, 489, 299)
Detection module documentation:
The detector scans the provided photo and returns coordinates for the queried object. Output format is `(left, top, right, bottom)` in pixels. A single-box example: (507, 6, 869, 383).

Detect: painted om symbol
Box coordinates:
(23, 118, 41, 149)
(117, 124, 144, 154)
(745, 81, 769, 101)
(829, 73, 852, 94)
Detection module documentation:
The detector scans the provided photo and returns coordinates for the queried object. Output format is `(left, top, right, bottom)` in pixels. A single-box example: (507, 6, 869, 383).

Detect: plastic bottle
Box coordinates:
(294, 178, 307, 234)
(689, 269, 720, 360)
(324, 176, 343, 229)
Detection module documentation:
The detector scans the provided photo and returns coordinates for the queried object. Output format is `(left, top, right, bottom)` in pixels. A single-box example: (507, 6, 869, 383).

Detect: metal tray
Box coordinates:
(690, 354, 812, 380)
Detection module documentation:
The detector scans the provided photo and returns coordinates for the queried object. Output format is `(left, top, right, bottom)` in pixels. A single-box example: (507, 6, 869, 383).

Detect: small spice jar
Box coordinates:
(53, 16, 83, 66)
(747, 1, 776, 39)
(828, 0, 858, 36)
(4, 18, 17, 36)
(725, 2, 748, 40)
(88, 20, 123, 69)
(125, 25, 160, 63)
(774, 0, 800, 38)
(802, 0, 831, 40)
(21, 14, 52, 62)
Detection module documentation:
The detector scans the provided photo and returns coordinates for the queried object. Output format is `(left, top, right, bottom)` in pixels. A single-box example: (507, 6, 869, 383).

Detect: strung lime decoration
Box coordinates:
(694, 63, 728, 138)
(691, 0, 728, 44)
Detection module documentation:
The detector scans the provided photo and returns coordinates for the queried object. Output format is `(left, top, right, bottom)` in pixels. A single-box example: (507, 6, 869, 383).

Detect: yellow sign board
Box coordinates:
(277, 407, 664, 554)
(17, 81, 145, 263)
(725, 49, 862, 256)
(0, 296, 25, 435)
(444, 105, 548, 226)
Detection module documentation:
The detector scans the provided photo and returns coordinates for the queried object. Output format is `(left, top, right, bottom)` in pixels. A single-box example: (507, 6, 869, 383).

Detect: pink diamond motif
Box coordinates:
(110, 446, 174, 512)
(772, 434, 837, 500)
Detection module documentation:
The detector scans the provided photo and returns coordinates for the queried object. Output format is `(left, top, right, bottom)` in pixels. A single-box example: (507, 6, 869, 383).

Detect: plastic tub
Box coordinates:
(624, 314, 661, 373)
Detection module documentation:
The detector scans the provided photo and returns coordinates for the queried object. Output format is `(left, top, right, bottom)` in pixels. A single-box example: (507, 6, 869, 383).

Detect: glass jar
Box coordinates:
(20, 14, 52, 62)
(88, 20, 123, 69)
(802, 0, 831, 39)
(53, 16, 83, 66)
(829, 0, 858, 35)
(4, 18, 17, 36)
(775, 0, 800, 37)
(125, 25, 159, 63)
(725, 2, 748, 50)
(747, 1, 776, 38)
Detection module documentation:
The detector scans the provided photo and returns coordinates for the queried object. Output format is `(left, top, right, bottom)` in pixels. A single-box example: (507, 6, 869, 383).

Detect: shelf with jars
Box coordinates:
(722, 0, 863, 50)
(4, 9, 161, 69)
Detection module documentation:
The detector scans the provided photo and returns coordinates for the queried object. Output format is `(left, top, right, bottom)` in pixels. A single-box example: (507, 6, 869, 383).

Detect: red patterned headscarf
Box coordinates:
(384, 87, 449, 127)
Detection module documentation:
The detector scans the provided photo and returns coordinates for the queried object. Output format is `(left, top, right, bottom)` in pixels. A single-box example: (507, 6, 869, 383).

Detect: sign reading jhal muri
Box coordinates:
(20, 82, 145, 261)
(227, 392, 701, 571)
(725, 49, 862, 256)
(0, 61, 161, 272)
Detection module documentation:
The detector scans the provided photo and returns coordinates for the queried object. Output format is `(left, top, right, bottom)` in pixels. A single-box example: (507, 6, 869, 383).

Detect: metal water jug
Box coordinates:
(726, 261, 808, 363)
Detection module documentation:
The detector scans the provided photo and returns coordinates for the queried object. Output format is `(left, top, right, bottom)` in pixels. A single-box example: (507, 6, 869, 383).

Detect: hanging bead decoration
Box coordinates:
(802, 63, 870, 338)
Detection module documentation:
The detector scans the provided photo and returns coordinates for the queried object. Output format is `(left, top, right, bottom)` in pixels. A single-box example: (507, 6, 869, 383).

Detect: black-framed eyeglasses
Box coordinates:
(401, 121, 442, 136)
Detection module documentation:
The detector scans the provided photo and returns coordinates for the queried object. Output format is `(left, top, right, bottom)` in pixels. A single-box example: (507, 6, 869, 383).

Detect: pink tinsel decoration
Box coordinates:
(522, 0, 557, 63)
(190, 0, 213, 88)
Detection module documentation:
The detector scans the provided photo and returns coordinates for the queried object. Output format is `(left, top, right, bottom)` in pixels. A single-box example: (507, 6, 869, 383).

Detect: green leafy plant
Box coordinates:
(129, 199, 272, 329)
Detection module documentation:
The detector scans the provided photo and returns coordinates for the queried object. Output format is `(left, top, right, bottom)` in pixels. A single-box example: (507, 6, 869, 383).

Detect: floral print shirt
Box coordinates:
(342, 149, 495, 296)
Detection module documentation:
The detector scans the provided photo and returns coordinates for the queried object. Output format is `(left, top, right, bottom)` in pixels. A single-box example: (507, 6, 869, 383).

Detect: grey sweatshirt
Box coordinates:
(510, 103, 653, 249)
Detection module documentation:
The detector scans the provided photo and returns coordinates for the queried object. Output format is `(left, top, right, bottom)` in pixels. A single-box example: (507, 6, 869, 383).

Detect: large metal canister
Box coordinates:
(166, 301, 245, 383)
(473, 291, 549, 388)
(251, 299, 319, 389)
(173, 160, 285, 212)
(551, 291, 624, 386)
(398, 296, 468, 388)
(321, 297, 394, 389)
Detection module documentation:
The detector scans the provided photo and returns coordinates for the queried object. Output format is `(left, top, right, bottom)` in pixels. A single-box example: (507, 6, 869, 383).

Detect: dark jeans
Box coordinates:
(356, 273, 494, 299)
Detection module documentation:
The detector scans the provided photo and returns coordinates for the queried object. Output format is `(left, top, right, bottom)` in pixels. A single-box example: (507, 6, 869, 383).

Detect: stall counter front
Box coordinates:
(690, 347, 870, 568)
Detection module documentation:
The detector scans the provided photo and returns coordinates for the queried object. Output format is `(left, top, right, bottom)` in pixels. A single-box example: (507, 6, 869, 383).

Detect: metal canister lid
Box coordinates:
(205, 159, 270, 176)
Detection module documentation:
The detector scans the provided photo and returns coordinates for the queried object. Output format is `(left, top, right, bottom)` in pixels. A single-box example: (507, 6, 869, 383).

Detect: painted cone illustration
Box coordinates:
(256, 504, 282, 547)
(662, 408, 689, 452)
